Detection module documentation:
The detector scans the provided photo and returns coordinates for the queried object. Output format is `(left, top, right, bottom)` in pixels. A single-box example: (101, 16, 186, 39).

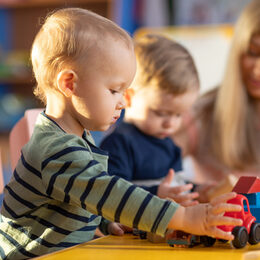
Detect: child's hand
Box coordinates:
(107, 222, 132, 236)
(157, 169, 199, 206)
(168, 192, 243, 241)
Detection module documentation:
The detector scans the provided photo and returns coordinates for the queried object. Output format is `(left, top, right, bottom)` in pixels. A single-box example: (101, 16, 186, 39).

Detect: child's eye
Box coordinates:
(152, 110, 166, 117)
(110, 89, 118, 94)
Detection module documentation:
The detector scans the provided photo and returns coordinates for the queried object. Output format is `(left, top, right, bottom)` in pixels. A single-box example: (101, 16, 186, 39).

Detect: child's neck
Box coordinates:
(123, 114, 137, 127)
(123, 117, 143, 134)
(45, 94, 84, 137)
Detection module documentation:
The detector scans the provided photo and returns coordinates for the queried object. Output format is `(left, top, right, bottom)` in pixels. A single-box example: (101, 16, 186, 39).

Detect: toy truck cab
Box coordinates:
(218, 194, 260, 248)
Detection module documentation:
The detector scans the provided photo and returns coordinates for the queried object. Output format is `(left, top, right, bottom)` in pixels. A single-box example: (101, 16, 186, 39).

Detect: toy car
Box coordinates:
(132, 229, 147, 239)
(218, 193, 260, 248)
(166, 230, 216, 248)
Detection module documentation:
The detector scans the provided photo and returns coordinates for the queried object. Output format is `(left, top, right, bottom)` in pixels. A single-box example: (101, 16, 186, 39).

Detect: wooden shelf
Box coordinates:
(0, 0, 112, 88)
(0, 76, 34, 85)
(4, 0, 113, 50)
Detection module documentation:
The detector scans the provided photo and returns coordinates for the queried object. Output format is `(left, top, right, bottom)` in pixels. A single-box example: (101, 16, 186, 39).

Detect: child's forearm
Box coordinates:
(167, 205, 185, 231)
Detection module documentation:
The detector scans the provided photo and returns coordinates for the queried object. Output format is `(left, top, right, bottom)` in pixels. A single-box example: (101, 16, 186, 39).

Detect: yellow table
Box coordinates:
(35, 234, 260, 260)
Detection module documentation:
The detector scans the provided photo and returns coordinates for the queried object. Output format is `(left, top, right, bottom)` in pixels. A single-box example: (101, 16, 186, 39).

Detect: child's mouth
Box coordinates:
(112, 116, 119, 123)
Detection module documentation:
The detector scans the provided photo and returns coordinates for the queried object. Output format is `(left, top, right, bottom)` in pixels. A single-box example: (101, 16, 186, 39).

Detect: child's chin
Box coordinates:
(99, 124, 112, 132)
(154, 133, 167, 139)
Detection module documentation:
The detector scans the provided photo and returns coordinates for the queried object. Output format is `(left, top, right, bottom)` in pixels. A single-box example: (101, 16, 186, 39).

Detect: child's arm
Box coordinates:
(41, 145, 179, 238)
(41, 136, 240, 240)
(167, 192, 242, 240)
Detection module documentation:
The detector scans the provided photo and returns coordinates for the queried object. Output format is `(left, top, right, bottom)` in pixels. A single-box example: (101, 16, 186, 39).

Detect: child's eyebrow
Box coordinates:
(112, 81, 129, 91)
(153, 107, 182, 114)
(110, 79, 126, 86)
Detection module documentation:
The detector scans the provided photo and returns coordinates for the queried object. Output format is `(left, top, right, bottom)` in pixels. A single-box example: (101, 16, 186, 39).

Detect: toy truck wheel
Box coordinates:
(139, 231, 147, 239)
(249, 223, 260, 245)
(200, 236, 216, 247)
(232, 226, 248, 249)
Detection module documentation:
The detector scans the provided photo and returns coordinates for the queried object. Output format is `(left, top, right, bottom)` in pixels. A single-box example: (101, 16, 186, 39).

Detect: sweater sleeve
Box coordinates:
(41, 146, 179, 237)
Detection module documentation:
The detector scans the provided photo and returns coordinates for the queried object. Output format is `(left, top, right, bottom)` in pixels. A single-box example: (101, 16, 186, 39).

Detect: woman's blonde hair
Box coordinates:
(132, 34, 199, 95)
(205, 0, 260, 169)
(31, 8, 132, 104)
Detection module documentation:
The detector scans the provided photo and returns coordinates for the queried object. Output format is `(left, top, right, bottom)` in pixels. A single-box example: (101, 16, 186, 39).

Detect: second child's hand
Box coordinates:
(157, 169, 199, 206)
(108, 222, 133, 236)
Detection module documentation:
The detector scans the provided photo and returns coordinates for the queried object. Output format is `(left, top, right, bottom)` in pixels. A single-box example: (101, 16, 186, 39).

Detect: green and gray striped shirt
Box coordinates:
(0, 112, 179, 259)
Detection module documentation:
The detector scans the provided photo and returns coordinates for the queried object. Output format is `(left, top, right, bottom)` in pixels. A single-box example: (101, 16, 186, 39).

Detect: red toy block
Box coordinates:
(232, 176, 260, 194)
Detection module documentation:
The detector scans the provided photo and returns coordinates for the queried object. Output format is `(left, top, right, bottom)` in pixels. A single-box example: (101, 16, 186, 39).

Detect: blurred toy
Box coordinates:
(206, 174, 238, 201)
(218, 193, 260, 248)
(147, 232, 166, 243)
(166, 230, 216, 248)
(132, 229, 147, 239)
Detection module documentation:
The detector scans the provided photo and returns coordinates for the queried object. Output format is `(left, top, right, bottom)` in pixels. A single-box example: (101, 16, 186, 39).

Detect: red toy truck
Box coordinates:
(218, 194, 260, 248)
(167, 194, 260, 249)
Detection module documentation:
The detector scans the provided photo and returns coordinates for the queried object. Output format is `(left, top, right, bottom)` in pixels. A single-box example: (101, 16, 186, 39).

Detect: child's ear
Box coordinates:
(125, 88, 135, 107)
(57, 70, 78, 97)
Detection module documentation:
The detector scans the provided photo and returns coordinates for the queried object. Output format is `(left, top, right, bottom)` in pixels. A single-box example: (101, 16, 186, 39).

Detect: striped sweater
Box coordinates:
(0, 113, 179, 259)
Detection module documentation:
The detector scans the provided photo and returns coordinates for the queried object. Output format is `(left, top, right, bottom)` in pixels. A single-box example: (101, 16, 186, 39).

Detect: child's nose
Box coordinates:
(163, 117, 179, 129)
(117, 98, 126, 110)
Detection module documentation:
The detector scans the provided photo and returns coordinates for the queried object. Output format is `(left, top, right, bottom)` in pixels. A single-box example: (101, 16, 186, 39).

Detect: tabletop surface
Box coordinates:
(35, 233, 260, 260)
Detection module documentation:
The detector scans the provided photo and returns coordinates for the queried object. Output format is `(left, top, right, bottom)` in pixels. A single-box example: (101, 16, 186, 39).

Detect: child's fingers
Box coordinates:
(210, 192, 237, 205)
(170, 183, 193, 194)
(207, 215, 243, 227)
(188, 192, 199, 200)
(211, 203, 242, 215)
(172, 192, 199, 203)
(108, 223, 125, 236)
(209, 228, 234, 241)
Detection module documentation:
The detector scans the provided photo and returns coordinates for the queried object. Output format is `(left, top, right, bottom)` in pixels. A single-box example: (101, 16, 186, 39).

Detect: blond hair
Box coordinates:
(201, 0, 260, 169)
(31, 8, 132, 104)
(132, 34, 199, 95)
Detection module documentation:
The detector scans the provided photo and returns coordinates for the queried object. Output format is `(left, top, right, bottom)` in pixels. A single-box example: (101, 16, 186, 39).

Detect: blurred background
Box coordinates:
(0, 0, 252, 184)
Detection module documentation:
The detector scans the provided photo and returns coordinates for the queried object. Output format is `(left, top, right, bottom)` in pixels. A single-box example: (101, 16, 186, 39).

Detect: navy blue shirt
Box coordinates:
(100, 121, 182, 195)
